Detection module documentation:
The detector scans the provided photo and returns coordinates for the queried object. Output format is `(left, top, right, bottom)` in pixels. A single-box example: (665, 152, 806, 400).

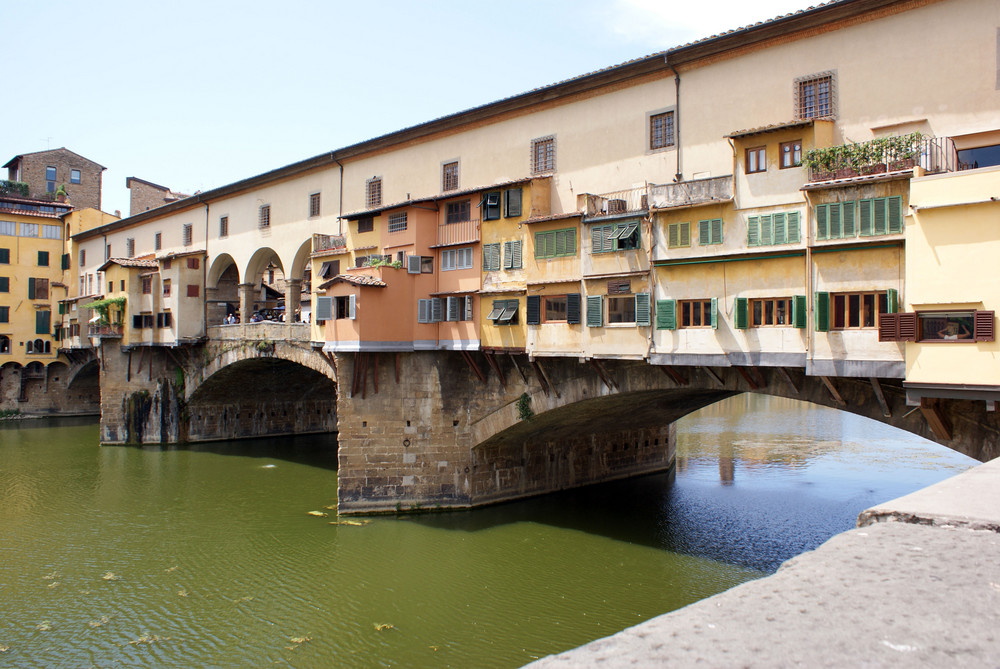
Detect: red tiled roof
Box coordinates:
(522, 211, 583, 225)
(317, 274, 387, 290)
(726, 119, 816, 139)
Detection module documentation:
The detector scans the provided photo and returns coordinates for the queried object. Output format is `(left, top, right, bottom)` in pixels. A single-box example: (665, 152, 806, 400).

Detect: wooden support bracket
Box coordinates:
(920, 397, 953, 441)
(483, 352, 507, 390)
(820, 376, 847, 406)
(869, 377, 891, 418)
(127, 349, 133, 382)
(589, 359, 618, 391)
(148, 346, 154, 381)
(702, 366, 726, 388)
(658, 365, 689, 386)
(508, 353, 528, 385)
(460, 350, 488, 385)
(778, 367, 800, 395)
(318, 350, 338, 374)
(531, 359, 559, 398)
(735, 367, 760, 390)
(372, 353, 379, 394)
(395, 353, 401, 384)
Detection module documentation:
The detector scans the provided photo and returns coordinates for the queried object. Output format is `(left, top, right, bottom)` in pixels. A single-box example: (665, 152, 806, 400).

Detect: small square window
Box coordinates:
(796, 73, 835, 119)
(259, 205, 271, 228)
(442, 161, 459, 191)
(183, 224, 193, 246)
(154, 232, 162, 250)
(366, 177, 382, 209)
(37, 251, 49, 266)
(357, 217, 374, 233)
(780, 141, 802, 168)
(531, 136, 555, 174)
(746, 147, 766, 174)
(309, 193, 321, 218)
(219, 217, 228, 238)
(447, 200, 471, 224)
(70, 169, 81, 184)
(649, 111, 675, 150)
(186, 284, 199, 298)
(388, 212, 408, 233)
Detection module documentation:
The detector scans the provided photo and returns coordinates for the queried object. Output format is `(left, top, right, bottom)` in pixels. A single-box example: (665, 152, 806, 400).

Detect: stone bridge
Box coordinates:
(97, 329, 999, 513)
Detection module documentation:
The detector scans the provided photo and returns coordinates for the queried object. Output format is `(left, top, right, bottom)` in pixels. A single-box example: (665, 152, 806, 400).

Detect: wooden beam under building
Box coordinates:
(920, 397, 953, 441)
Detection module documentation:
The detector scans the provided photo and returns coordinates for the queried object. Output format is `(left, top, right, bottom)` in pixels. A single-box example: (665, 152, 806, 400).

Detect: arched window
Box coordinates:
(0, 335, 10, 353)
(44, 341, 51, 353)
(26, 340, 33, 353)
(33, 339, 44, 354)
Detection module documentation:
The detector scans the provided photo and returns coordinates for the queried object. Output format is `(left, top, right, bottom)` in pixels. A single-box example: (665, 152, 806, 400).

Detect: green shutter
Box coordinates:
(679, 222, 690, 247)
(526, 295, 541, 325)
(793, 295, 807, 328)
(699, 220, 710, 245)
(772, 213, 786, 245)
(28, 278, 35, 299)
(566, 293, 581, 324)
(0, 248, 8, 263)
(815, 292, 830, 331)
(747, 216, 759, 247)
(564, 229, 576, 255)
(787, 212, 800, 243)
(36, 310, 50, 335)
(586, 295, 603, 327)
(888, 196, 903, 234)
(710, 297, 718, 330)
(668, 223, 679, 248)
(655, 299, 676, 330)
(503, 241, 513, 269)
(735, 297, 748, 329)
(829, 204, 842, 239)
(760, 215, 772, 246)
(873, 197, 887, 235)
(61, 253, 70, 270)
(58, 302, 66, 315)
(534, 231, 549, 258)
(635, 293, 651, 326)
(859, 199, 873, 236)
(842, 201, 856, 237)
(816, 205, 828, 240)
(886, 288, 898, 314)
(712, 218, 723, 245)
(591, 226, 604, 253)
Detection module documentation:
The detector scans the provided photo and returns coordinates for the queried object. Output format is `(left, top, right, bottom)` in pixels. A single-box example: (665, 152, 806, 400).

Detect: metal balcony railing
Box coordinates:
(806, 135, 959, 182)
(583, 186, 649, 220)
(437, 218, 480, 246)
(88, 324, 123, 338)
(313, 233, 347, 253)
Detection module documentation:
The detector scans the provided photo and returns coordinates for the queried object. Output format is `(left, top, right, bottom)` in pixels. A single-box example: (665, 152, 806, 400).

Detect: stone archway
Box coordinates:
(207, 254, 240, 326)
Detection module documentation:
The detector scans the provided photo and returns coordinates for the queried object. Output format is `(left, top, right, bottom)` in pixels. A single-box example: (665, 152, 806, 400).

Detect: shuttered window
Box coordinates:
(35, 310, 51, 335)
(534, 229, 576, 258)
(635, 293, 651, 326)
(526, 295, 541, 325)
(315, 296, 333, 321)
(503, 240, 523, 269)
(655, 299, 676, 330)
(504, 188, 522, 217)
(747, 212, 800, 246)
(815, 202, 857, 240)
(858, 196, 904, 237)
(698, 219, 723, 245)
(586, 295, 602, 327)
(482, 243, 501, 271)
(667, 222, 690, 248)
(566, 293, 581, 324)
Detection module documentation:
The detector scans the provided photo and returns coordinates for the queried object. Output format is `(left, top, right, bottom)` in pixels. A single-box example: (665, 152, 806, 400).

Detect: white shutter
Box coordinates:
(315, 296, 333, 321)
(348, 294, 356, 320)
(447, 296, 459, 321)
(431, 297, 443, 322)
(407, 255, 421, 274)
(464, 296, 474, 321)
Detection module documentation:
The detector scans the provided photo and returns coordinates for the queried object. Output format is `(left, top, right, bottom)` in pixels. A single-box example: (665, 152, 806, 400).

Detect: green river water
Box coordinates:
(0, 395, 975, 668)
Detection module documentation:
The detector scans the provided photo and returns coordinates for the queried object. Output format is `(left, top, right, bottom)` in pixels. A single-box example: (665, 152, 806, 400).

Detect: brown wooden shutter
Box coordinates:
(878, 313, 899, 342)
(898, 312, 917, 342)
(975, 310, 995, 342)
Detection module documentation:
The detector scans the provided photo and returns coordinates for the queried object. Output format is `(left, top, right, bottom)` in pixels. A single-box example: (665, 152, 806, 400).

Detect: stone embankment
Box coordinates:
(529, 458, 1000, 667)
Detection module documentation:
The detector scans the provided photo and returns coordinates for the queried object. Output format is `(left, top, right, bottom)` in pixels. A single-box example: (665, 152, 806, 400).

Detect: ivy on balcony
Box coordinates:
(803, 132, 923, 181)
(0, 180, 30, 198)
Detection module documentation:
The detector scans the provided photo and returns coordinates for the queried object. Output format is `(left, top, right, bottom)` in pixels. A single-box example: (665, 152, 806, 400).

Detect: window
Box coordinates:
(258, 205, 271, 228)
(746, 146, 766, 174)
(0, 221, 14, 236)
(417, 298, 443, 323)
(591, 221, 640, 253)
(335, 295, 356, 320)
(219, 216, 229, 238)
(747, 212, 801, 246)
(735, 296, 806, 329)
(503, 240, 523, 269)
(186, 284, 199, 297)
(71, 169, 81, 184)
(46, 166, 56, 192)
(157, 312, 173, 328)
(309, 193, 321, 218)
(37, 251, 49, 267)
(445, 295, 474, 322)
(366, 177, 382, 209)
(667, 222, 690, 248)
(36, 310, 51, 335)
(534, 228, 576, 258)
(154, 232, 162, 250)
(481, 192, 501, 221)
(163, 279, 171, 296)
(526, 294, 581, 325)
(504, 188, 522, 217)
(781, 141, 803, 168)
(126, 238, 135, 257)
(106, 244, 111, 260)
(446, 200, 470, 224)
(41, 224, 61, 239)
(120, 280, 125, 291)
(649, 111, 675, 150)
(698, 219, 723, 246)
(187, 257, 199, 269)
(28, 278, 49, 300)
(442, 161, 459, 191)
(680, 299, 717, 328)
(796, 73, 835, 119)
(531, 135, 555, 174)
(544, 295, 568, 322)
(585, 293, 651, 327)
(0, 334, 8, 352)
(357, 217, 374, 233)
(78, 249, 85, 266)
(141, 276, 152, 294)
(482, 243, 501, 271)
(487, 299, 519, 325)
(442, 246, 473, 271)
(132, 313, 154, 329)
(608, 296, 637, 324)
(0, 306, 7, 322)
(0, 277, 9, 292)
(0, 248, 7, 263)
(880, 310, 995, 343)
(388, 212, 408, 233)
(183, 224, 193, 246)
(405, 256, 433, 274)
(20, 223, 38, 237)
(814, 290, 896, 332)
(858, 197, 904, 237)
(163, 259, 172, 269)
(957, 144, 1000, 170)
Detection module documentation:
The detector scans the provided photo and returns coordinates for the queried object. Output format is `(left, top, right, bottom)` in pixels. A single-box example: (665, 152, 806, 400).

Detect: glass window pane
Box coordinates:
(833, 295, 846, 329)
(848, 294, 861, 328)
(863, 294, 876, 327)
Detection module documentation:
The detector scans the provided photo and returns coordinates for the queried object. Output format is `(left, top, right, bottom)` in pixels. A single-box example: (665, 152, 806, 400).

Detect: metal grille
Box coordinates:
(796, 72, 835, 119)
(650, 111, 674, 150)
(442, 162, 459, 191)
(531, 136, 555, 173)
(388, 212, 407, 233)
(366, 177, 382, 209)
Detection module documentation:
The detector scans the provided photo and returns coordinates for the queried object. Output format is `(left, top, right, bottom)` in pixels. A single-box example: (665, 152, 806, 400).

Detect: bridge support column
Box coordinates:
(238, 283, 256, 323)
(284, 279, 301, 322)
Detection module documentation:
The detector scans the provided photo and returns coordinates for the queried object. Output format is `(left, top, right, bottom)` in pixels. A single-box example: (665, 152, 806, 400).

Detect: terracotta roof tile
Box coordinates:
(317, 274, 387, 290)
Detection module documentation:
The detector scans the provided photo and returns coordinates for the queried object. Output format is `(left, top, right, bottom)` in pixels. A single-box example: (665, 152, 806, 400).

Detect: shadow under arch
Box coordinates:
(208, 253, 240, 288)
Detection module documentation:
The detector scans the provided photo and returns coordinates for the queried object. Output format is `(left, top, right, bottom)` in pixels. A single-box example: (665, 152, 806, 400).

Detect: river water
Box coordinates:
(0, 395, 974, 668)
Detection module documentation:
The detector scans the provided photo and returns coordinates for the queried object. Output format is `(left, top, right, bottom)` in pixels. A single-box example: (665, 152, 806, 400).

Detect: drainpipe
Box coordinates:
(334, 155, 344, 236)
(674, 72, 682, 182)
(203, 197, 209, 337)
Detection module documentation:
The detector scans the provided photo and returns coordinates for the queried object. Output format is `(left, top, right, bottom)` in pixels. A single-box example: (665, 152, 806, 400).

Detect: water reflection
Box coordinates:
(0, 394, 975, 669)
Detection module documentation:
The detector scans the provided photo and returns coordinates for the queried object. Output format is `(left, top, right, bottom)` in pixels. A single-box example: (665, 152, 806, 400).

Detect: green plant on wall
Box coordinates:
(83, 296, 127, 325)
(516, 392, 534, 421)
(367, 257, 403, 269)
(803, 132, 922, 174)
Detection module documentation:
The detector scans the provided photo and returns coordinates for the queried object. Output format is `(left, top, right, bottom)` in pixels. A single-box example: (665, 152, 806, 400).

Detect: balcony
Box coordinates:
(806, 135, 958, 183)
(88, 324, 123, 339)
(583, 186, 649, 220)
(313, 233, 347, 254)
(647, 176, 733, 210)
(435, 218, 480, 247)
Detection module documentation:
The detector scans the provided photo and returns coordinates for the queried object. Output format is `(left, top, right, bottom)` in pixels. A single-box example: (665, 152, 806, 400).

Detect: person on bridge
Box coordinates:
(938, 320, 971, 340)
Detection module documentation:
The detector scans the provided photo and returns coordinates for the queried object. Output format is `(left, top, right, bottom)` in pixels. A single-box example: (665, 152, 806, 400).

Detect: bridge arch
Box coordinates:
(289, 238, 312, 282)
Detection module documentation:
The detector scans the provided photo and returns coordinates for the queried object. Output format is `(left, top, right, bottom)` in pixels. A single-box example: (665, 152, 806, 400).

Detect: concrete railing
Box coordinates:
(648, 176, 733, 210)
(208, 322, 310, 342)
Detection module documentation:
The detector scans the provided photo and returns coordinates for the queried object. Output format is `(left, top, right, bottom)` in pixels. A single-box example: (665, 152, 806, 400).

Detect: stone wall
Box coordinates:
(0, 359, 100, 415)
(15, 149, 103, 210)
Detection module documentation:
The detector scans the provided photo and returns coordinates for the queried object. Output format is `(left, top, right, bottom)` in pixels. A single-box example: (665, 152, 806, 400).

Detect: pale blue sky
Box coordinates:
(2, 0, 815, 217)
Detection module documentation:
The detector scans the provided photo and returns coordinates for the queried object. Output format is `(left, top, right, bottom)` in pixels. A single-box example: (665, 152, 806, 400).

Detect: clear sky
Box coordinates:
(2, 0, 818, 218)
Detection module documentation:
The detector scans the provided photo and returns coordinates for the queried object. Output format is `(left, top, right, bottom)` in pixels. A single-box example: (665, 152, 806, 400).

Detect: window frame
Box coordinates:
(357, 216, 374, 233)
(442, 161, 459, 192)
(667, 222, 690, 248)
(780, 140, 803, 168)
(141, 276, 152, 295)
(366, 177, 382, 209)
(534, 228, 577, 259)
(531, 135, 556, 174)
(183, 223, 193, 246)
(481, 192, 501, 221)
(441, 246, 473, 271)
(648, 109, 676, 152)
(746, 146, 766, 174)
(795, 71, 836, 120)
(446, 200, 471, 224)
(309, 193, 321, 218)
(387, 212, 408, 233)
(679, 299, 717, 329)
(258, 204, 271, 229)
(698, 219, 723, 246)
(70, 168, 81, 184)
(504, 188, 522, 218)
